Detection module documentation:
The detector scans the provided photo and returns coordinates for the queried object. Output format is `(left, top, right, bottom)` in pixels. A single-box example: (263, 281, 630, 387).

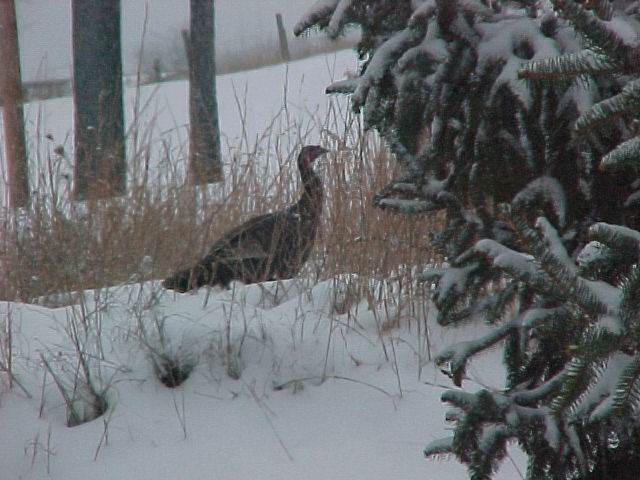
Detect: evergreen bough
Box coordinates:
(298, 0, 640, 477)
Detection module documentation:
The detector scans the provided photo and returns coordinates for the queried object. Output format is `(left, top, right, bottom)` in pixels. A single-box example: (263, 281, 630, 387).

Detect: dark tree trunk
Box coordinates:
(72, 0, 125, 200)
(187, 0, 222, 184)
(0, 0, 28, 209)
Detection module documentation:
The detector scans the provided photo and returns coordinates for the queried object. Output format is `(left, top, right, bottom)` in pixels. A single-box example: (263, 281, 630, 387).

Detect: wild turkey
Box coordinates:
(163, 145, 327, 292)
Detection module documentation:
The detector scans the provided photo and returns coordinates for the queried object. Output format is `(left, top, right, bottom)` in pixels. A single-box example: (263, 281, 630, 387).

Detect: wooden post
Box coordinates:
(187, 0, 222, 184)
(0, 0, 28, 209)
(275, 13, 290, 62)
(71, 0, 126, 200)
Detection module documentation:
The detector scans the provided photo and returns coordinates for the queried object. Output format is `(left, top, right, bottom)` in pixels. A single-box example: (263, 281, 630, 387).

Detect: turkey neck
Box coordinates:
(296, 159, 323, 218)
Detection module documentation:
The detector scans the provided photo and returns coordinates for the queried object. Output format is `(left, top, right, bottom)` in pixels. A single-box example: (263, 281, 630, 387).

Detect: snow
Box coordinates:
(576, 240, 606, 267)
(514, 177, 567, 228)
(1, 277, 525, 479)
(294, 0, 339, 37)
(476, 17, 563, 106)
(474, 239, 537, 280)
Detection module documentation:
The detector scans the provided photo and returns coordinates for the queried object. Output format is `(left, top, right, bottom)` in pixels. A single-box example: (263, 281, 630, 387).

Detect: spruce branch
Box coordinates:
(511, 364, 570, 404)
(549, 0, 631, 64)
(573, 80, 640, 138)
(551, 329, 621, 415)
(515, 216, 610, 317)
(551, 355, 594, 414)
(352, 28, 425, 109)
(326, 0, 354, 38)
(619, 265, 640, 329)
(470, 425, 511, 480)
(424, 436, 455, 458)
(589, 222, 640, 252)
(580, 0, 614, 21)
(613, 356, 640, 416)
(293, 0, 339, 36)
(518, 51, 620, 81)
(436, 319, 519, 387)
(600, 136, 640, 171)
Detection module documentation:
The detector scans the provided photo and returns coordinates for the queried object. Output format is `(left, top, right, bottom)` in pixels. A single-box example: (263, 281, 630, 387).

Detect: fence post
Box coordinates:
(186, 0, 222, 184)
(71, 0, 126, 200)
(0, 0, 28, 209)
(275, 13, 290, 62)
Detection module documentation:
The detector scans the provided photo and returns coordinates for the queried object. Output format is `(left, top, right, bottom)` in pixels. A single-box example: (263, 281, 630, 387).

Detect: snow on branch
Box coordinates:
(573, 79, 640, 138)
(600, 136, 640, 171)
(408, 0, 437, 27)
(326, 0, 353, 38)
(375, 197, 437, 213)
(589, 222, 640, 252)
(476, 17, 562, 106)
(513, 176, 567, 228)
(423, 436, 454, 458)
(549, 0, 632, 65)
(423, 264, 477, 321)
(472, 239, 538, 282)
(373, 175, 449, 213)
(293, 0, 339, 37)
(436, 317, 519, 386)
(352, 29, 424, 109)
(516, 216, 616, 319)
(518, 51, 619, 81)
(325, 77, 359, 94)
(535, 217, 572, 268)
(511, 367, 569, 404)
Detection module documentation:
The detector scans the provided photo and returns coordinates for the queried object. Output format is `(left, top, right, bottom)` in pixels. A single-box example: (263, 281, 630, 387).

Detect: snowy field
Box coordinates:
(21, 51, 359, 195)
(2, 44, 526, 480)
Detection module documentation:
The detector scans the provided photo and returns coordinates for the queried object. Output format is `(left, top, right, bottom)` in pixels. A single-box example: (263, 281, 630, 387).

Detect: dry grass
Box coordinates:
(0, 90, 440, 303)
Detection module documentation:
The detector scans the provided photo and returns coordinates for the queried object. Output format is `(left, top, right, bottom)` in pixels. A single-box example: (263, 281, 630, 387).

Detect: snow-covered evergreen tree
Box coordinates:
(297, 0, 640, 477)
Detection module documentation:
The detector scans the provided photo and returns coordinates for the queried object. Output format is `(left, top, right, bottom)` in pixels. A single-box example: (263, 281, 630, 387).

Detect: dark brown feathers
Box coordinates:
(163, 145, 327, 292)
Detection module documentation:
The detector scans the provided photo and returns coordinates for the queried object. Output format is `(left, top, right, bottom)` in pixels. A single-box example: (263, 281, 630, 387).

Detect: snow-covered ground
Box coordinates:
(1, 276, 525, 480)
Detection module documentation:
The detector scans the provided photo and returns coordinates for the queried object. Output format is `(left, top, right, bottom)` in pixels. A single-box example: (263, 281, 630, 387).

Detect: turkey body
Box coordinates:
(163, 145, 326, 292)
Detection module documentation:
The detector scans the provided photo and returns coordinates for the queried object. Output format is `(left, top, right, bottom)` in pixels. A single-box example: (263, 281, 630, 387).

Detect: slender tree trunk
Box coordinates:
(187, 0, 222, 184)
(72, 0, 126, 200)
(0, 0, 28, 209)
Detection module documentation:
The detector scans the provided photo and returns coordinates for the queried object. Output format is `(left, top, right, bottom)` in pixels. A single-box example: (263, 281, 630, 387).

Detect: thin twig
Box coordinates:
(245, 381, 294, 461)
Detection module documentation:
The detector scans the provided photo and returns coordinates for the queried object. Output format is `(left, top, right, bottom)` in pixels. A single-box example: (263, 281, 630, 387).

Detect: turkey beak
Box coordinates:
(315, 148, 330, 169)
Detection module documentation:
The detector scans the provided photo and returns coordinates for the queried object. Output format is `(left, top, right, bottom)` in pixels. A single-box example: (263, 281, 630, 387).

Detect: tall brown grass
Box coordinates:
(0, 89, 440, 303)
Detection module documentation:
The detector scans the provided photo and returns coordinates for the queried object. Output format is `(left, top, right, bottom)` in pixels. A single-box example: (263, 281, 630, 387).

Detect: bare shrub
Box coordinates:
(38, 292, 122, 426)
